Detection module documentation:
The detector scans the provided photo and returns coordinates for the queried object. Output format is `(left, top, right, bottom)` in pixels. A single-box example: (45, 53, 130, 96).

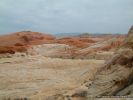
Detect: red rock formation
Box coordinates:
(55, 37, 95, 48)
(0, 31, 125, 55)
(0, 31, 55, 54)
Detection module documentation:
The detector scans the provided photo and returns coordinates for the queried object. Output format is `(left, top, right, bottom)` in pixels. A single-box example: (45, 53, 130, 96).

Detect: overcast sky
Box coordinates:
(0, 0, 133, 34)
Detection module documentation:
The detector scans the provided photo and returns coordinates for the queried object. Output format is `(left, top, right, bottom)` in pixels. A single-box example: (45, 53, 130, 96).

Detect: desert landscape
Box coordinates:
(0, 25, 132, 100)
(0, 0, 133, 100)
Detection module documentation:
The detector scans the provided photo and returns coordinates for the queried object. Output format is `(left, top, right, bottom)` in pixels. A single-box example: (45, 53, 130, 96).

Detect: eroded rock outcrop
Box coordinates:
(124, 25, 133, 48)
(47, 26, 133, 100)
(83, 25, 133, 99)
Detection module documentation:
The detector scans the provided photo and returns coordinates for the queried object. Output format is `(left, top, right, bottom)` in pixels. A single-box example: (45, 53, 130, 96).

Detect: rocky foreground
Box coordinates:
(0, 27, 132, 100)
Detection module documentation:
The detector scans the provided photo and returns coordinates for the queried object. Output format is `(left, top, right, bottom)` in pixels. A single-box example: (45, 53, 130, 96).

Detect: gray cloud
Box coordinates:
(0, 0, 133, 34)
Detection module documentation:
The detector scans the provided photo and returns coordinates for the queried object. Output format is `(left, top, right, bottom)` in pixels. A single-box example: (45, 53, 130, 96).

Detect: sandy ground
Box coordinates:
(0, 55, 104, 99)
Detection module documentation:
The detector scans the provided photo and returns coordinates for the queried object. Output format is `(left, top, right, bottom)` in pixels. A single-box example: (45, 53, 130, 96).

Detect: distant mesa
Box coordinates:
(75, 33, 90, 38)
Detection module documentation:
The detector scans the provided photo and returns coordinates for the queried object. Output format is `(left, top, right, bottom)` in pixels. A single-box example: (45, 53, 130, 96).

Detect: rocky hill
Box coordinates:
(0, 31, 55, 54)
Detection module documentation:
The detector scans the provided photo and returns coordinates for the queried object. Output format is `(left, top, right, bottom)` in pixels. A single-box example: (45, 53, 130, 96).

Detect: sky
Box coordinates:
(0, 0, 133, 34)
